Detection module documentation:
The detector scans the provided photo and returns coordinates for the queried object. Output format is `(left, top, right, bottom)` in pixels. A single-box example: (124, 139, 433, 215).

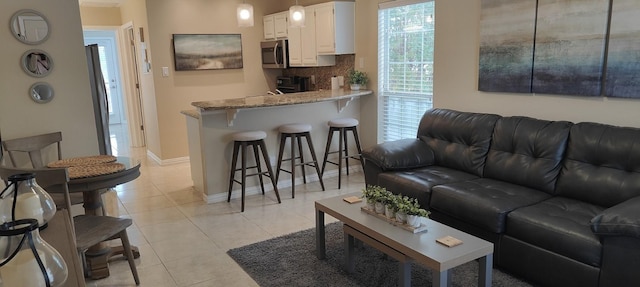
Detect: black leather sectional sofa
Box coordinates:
(362, 108, 640, 287)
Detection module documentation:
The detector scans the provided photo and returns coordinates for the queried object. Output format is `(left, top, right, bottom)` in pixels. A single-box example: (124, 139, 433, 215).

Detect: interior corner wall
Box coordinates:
(0, 1, 100, 159)
(143, 0, 286, 161)
(80, 6, 122, 26)
(119, 0, 162, 161)
(355, 0, 380, 149)
(433, 0, 640, 128)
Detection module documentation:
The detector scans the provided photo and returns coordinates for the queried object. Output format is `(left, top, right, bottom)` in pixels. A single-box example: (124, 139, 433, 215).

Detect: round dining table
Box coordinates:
(64, 156, 141, 280)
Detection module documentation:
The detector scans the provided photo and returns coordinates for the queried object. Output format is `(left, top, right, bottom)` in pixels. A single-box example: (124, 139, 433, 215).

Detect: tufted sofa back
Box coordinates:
(417, 109, 500, 177)
(484, 117, 573, 193)
(556, 122, 640, 207)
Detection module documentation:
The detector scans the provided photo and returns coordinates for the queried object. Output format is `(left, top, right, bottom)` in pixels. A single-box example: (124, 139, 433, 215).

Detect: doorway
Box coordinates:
(84, 29, 130, 155)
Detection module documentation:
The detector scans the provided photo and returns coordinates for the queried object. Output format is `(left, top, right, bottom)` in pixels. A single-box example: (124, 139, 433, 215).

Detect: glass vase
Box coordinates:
(0, 219, 68, 287)
(0, 173, 56, 227)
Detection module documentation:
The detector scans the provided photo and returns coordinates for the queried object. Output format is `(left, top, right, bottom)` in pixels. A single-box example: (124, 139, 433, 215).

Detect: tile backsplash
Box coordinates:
(283, 54, 355, 91)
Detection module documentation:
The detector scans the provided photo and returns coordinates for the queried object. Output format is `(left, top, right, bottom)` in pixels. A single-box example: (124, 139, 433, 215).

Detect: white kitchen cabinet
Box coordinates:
(288, 25, 302, 65)
(263, 12, 288, 40)
(263, 15, 275, 39)
(289, 6, 335, 67)
(274, 13, 288, 38)
(314, 1, 355, 55)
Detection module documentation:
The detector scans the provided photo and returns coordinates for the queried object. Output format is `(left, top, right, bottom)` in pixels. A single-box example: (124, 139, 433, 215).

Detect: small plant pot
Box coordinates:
(350, 84, 362, 90)
(395, 211, 407, 223)
(406, 215, 421, 227)
(374, 202, 385, 214)
(385, 205, 396, 219)
(366, 199, 375, 211)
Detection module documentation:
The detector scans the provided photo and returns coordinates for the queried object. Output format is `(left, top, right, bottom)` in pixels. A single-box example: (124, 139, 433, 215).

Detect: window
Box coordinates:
(378, 0, 435, 142)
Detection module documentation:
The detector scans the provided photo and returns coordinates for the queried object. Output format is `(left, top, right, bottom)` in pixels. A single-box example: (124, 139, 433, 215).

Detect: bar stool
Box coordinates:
(227, 130, 281, 212)
(321, 118, 364, 189)
(275, 123, 325, 198)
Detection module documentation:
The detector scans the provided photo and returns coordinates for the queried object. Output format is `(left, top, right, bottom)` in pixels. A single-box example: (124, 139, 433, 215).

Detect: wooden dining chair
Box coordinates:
(1, 131, 63, 168)
(0, 132, 88, 209)
(0, 166, 140, 285)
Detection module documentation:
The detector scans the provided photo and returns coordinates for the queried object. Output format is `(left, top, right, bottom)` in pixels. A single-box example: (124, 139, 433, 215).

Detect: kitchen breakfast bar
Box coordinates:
(182, 89, 372, 203)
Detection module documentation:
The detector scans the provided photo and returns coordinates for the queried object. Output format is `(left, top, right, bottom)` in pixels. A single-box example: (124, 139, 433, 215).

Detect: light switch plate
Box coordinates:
(162, 67, 169, 77)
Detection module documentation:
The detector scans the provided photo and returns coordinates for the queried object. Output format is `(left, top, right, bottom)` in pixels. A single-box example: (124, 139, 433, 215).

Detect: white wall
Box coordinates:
(0, 1, 100, 160)
(434, 0, 640, 127)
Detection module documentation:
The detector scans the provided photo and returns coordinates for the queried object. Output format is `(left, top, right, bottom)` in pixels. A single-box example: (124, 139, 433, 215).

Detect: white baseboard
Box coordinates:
(146, 150, 190, 165)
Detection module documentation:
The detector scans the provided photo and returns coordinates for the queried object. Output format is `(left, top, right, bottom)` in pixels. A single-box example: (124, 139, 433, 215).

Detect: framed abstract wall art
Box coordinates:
(172, 34, 243, 71)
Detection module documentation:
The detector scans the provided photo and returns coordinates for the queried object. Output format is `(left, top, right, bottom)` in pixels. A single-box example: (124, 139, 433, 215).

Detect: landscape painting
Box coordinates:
(478, 0, 536, 93)
(531, 0, 608, 96)
(605, 0, 640, 98)
(173, 34, 243, 71)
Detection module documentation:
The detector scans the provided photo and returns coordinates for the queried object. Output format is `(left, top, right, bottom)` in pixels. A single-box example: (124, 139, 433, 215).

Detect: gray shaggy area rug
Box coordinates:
(227, 222, 534, 287)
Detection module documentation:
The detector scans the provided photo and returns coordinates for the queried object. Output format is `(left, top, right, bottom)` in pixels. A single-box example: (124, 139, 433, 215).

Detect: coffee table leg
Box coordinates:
(399, 260, 411, 287)
(433, 269, 452, 287)
(316, 209, 326, 259)
(479, 253, 493, 287)
(344, 231, 355, 273)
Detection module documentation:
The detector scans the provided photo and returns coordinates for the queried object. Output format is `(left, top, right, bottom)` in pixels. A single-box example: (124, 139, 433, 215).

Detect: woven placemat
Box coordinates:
(47, 155, 117, 168)
(67, 162, 125, 179)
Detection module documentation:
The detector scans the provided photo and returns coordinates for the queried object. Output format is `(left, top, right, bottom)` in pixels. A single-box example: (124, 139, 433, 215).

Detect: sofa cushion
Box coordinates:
(506, 197, 604, 267)
(417, 109, 500, 177)
(377, 166, 478, 207)
(430, 178, 551, 233)
(556, 122, 640, 207)
(484, 116, 572, 193)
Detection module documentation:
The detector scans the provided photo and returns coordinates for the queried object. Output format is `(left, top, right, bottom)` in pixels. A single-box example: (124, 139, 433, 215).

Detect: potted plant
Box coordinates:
(362, 185, 386, 211)
(394, 195, 412, 223)
(406, 199, 430, 228)
(348, 69, 368, 90)
(383, 192, 398, 219)
(374, 189, 388, 214)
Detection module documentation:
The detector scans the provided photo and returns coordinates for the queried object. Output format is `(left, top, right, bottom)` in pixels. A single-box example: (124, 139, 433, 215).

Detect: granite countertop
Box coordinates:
(191, 89, 372, 111)
(180, 110, 200, 119)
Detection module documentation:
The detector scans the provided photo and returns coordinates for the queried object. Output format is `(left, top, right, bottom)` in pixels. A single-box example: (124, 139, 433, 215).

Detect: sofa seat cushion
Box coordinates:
(378, 166, 478, 208)
(430, 178, 551, 233)
(506, 197, 604, 267)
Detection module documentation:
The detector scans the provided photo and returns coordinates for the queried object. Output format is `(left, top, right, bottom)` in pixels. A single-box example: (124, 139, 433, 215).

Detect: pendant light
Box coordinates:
(289, 0, 305, 28)
(237, 1, 254, 27)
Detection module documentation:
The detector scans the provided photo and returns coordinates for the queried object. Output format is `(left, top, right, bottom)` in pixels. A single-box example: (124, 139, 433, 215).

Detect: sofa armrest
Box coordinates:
(362, 139, 434, 171)
(591, 196, 640, 239)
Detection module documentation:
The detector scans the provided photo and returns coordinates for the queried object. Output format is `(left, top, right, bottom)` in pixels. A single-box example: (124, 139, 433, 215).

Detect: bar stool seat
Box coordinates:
(321, 118, 364, 189)
(276, 123, 325, 198)
(227, 130, 281, 212)
(232, 130, 267, 141)
(328, 118, 359, 128)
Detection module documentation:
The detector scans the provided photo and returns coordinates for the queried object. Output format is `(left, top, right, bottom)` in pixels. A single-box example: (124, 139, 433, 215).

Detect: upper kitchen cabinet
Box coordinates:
(263, 12, 288, 40)
(314, 1, 355, 55)
(289, 6, 335, 67)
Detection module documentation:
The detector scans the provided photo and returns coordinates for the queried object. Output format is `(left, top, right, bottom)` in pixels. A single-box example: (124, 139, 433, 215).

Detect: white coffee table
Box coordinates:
(315, 193, 494, 287)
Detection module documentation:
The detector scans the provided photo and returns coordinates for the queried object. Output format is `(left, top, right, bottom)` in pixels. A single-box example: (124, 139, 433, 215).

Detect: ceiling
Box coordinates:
(78, 0, 125, 7)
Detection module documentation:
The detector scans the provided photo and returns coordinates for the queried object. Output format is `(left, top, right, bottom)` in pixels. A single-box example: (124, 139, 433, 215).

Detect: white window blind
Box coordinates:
(378, 0, 434, 142)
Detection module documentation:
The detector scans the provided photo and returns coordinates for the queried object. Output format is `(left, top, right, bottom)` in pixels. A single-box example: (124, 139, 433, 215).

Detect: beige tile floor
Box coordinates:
(85, 145, 365, 287)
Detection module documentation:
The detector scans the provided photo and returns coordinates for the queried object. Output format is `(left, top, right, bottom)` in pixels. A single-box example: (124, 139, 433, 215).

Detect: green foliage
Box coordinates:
(348, 69, 369, 85)
(362, 186, 431, 217)
(362, 185, 388, 202)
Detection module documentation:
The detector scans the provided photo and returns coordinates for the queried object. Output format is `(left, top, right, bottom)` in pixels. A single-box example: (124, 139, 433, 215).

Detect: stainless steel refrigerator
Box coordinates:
(85, 44, 112, 155)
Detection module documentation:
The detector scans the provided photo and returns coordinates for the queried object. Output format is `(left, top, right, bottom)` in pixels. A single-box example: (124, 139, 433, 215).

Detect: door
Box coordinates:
(84, 31, 125, 125)
(121, 24, 146, 148)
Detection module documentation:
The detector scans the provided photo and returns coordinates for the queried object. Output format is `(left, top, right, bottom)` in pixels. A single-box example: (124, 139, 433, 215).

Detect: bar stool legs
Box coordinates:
(276, 124, 325, 198)
(227, 131, 281, 212)
(321, 118, 364, 189)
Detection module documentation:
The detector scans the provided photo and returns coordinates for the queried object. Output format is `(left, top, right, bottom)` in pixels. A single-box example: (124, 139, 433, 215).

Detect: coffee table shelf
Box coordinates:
(315, 193, 494, 287)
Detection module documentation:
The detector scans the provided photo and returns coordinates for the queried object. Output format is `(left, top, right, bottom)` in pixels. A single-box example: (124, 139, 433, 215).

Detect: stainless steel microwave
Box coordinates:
(261, 39, 288, 69)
